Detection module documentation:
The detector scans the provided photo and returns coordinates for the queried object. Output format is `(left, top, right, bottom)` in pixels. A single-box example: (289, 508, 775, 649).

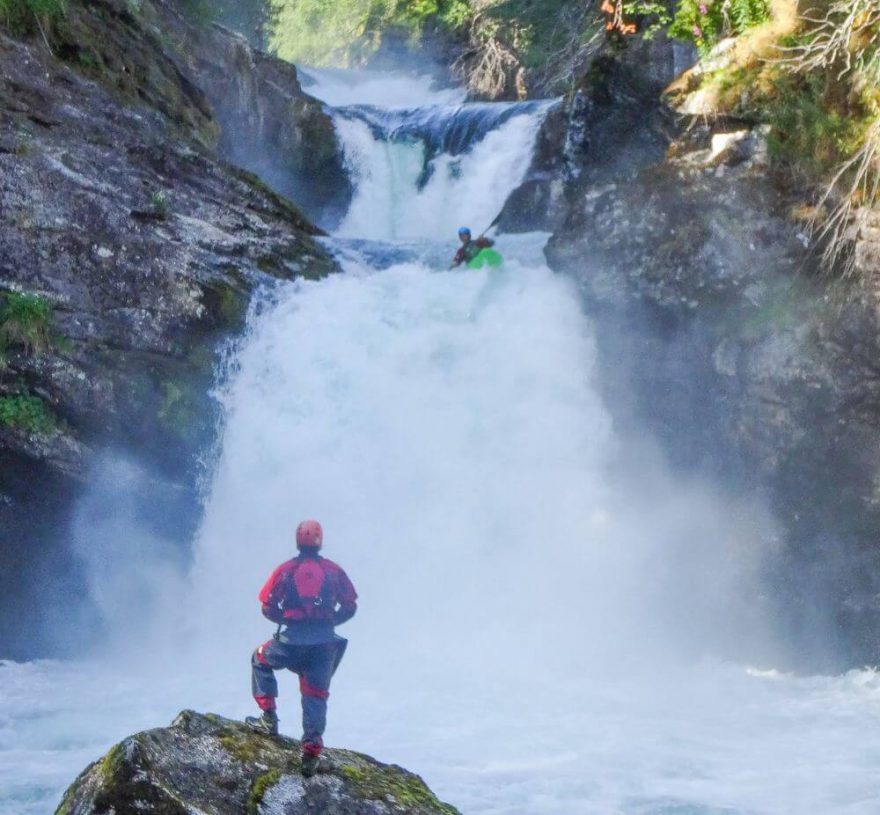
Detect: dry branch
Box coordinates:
(775, 0, 880, 276)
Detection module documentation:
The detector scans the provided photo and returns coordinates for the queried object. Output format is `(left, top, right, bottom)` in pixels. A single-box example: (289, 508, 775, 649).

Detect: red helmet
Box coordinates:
(296, 519, 323, 549)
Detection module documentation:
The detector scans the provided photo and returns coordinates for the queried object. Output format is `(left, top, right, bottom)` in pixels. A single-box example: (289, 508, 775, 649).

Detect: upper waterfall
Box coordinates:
(302, 68, 556, 240)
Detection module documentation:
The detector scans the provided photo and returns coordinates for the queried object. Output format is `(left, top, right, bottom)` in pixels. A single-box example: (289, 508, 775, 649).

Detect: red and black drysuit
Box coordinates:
(452, 236, 494, 267)
(251, 552, 357, 756)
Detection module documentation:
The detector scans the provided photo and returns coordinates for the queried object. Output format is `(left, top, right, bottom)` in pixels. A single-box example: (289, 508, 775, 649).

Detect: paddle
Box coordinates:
(478, 210, 504, 240)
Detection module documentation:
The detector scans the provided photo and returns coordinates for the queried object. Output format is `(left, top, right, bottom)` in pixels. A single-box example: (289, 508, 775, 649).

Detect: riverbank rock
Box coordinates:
(0, 1, 341, 659)
(57, 710, 460, 815)
(498, 31, 683, 234)
(546, 51, 880, 665)
(172, 16, 352, 228)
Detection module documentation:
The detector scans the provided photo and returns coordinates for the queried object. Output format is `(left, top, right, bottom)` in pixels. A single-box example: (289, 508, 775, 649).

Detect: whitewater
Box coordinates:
(3, 69, 880, 815)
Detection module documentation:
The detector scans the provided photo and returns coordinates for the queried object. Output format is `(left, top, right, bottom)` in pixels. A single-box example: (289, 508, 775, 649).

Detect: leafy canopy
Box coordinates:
(268, 0, 471, 66)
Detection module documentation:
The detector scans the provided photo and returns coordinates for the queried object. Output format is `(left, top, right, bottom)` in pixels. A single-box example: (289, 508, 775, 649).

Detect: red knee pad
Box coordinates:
(254, 641, 273, 665)
(299, 676, 329, 700)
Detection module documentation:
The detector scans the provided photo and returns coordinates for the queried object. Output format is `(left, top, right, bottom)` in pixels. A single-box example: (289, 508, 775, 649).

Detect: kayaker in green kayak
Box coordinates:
(451, 226, 495, 268)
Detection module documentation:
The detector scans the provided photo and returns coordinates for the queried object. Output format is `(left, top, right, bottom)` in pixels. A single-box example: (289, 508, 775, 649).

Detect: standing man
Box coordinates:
(246, 519, 358, 777)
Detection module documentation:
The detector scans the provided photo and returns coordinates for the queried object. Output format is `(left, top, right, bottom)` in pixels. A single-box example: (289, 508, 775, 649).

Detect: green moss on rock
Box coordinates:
(337, 753, 459, 814)
(247, 768, 284, 814)
(58, 711, 460, 814)
(156, 380, 192, 439)
(0, 393, 58, 435)
(99, 742, 126, 781)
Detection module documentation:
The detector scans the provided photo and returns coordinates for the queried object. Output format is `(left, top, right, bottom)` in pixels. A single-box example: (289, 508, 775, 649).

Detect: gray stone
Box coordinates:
(546, 78, 880, 666)
(56, 711, 460, 815)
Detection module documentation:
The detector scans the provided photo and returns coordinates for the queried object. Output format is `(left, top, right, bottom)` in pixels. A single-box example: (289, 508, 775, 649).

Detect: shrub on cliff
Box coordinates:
(0, 0, 65, 37)
(690, 0, 880, 275)
(669, 0, 770, 50)
(601, 0, 770, 51)
(0, 292, 55, 355)
(774, 0, 880, 274)
(0, 394, 57, 434)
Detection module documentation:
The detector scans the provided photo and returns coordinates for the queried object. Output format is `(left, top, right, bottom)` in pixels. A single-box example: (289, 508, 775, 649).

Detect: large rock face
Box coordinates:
(50, 0, 351, 226)
(57, 710, 459, 815)
(497, 37, 680, 234)
(178, 19, 352, 228)
(0, 1, 343, 658)
(546, 51, 880, 666)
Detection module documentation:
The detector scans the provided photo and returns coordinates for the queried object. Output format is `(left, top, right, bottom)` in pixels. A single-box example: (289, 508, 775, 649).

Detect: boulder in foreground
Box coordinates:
(57, 710, 460, 815)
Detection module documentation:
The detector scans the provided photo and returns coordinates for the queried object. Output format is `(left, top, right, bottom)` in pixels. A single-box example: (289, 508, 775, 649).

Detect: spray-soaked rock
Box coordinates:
(179, 19, 352, 228)
(547, 85, 880, 667)
(56, 710, 459, 815)
(0, 1, 342, 658)
(497, 38, 678, 235)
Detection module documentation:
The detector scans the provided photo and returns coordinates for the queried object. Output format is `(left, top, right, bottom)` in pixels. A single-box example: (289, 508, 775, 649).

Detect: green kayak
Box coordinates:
(466, 247, 503, 269)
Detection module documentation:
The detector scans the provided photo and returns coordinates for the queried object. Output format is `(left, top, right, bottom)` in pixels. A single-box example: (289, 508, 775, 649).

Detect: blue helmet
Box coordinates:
(458, 226, 471, 237)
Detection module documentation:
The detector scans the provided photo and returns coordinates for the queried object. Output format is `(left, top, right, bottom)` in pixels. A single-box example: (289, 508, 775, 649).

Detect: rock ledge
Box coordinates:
(57, 710, 459, 815)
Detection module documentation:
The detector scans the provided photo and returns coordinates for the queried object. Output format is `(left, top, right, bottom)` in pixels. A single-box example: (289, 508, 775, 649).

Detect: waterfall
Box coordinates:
(190, 70, 763, 670)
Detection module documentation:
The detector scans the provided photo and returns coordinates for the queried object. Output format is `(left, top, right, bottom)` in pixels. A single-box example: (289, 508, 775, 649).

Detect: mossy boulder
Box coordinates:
(57, 710, 460, 815)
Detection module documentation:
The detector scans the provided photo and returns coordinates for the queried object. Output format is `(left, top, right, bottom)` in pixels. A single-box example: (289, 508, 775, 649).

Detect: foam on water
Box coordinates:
(3, 656, 880, 814)
(2, 68, 879, 815)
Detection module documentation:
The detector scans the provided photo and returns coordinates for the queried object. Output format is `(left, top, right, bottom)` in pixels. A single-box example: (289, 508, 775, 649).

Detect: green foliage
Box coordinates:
(151, 189, 170, 219)
(711, 57, 871, 179)
(0, 292, 54, 355)
(667, 0, 769, 52)
(268, 0, 472, 66)
(771, 0, 880, 274)
(0, 394, 57, 435)
(267, 0, 770, 73)
(484, 0, 596, 71)
(438, 0, 469, 30)
(180, 0, 215, 27)
(622, 1, 672, 39)
(616, 0, 769, 51)
(0, 0, 65, 36)
(762, 73, 869, 175)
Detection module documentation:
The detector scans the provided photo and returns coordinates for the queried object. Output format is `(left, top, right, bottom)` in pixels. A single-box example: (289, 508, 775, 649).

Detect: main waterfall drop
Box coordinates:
(188, 71, 632, 669)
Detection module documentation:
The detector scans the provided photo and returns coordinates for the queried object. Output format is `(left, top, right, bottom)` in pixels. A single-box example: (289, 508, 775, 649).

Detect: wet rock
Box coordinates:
(499, 41, 677, 233)
(547, 105, 880, 666)
(0, 1, 341, 658)
(57, 710, 459, 815)
(497, 102, 567, 232)
(178, 20, 352, 228)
